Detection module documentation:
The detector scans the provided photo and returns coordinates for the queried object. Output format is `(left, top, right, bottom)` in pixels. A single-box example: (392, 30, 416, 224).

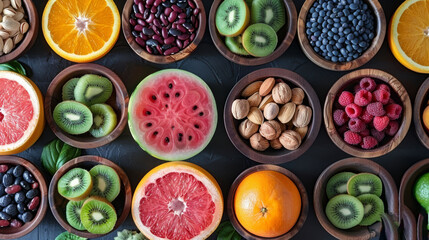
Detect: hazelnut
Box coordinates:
(272, 82, 292, 104)
(294, 126, 308, 139)
(279, 130, 302, 150)
(238, 119, 259, 139)
(258, 94, 274, 110)
(263, 102, 279, 120)
(259, 120, 282, 140)
(270, 138, 283, 149)
(242, 81, 263, 97)
(259, 77, 275, 96)
(291, 88, 305, 105)
(247, 92, 262, 107)
(247, 107, 264, 125)
(292, 105, 312, 128)
(231, 99, 249, 120)
(250, 133, 269, 151)
(278, 102, 296, 124)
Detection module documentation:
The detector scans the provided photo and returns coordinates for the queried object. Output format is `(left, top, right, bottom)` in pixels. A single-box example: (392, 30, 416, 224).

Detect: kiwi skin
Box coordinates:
(215, 0, 250, 37)
(326, 172, 355, 199)
(325, 194, 364, 229)
(347, 173, 383, 197)
(225, 36, 250, 55)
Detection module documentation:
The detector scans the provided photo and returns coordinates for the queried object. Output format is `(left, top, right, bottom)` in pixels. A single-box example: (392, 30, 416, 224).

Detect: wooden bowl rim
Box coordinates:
(323, 68, 412, 158)
(401, 205, 417, 240)
(297, 0, 386, 71)
(413, 77, 429, 149)
(208, 0, 297, 66)
(313, 157, 399, 240)
(227, 164, 309, 240)
(0, 156, 48, 239)
(44, 63, 129, 149)
(122, 0, 206, 64)
(224, 68, 321, 164)
(48, 155, 132, 239)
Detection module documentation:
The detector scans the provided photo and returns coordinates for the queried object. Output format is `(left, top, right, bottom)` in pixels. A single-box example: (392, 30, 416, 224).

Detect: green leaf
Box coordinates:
(216, 221, 242, 240)
(0, 60, 26, 76)
(41, 139, 81, 175)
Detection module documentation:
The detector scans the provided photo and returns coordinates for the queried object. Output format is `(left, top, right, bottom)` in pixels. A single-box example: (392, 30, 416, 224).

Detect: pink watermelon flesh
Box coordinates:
(0, 78, 33, 145)
(139, 172, 215, 240)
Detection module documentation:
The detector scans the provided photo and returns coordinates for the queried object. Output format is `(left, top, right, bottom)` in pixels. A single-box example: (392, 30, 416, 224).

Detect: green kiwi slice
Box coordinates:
(80, 197, 117, 234)
(55, 231, 87, 240)
(62, 78, 80, 101)
(325, 194, 364, 229)
(215, 0, 250, 37)
(89, 104, 118, 138)
(53, 101, 93, 135)
(242, 23, 278, 57)
(89, 165, 121, 202)
(251, 0, 286, 32)
(225, 36, 250, 55)
(326, 172, 356, 199)
(66, 199, 86, 231)
(347, 173, 383, 197)
(357, 194, 384, 226)
(58, 168, 93, 201)
(74, 74, 113, 105)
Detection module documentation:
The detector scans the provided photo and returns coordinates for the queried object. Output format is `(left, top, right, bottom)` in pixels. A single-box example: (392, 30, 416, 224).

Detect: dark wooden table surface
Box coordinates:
(15, 0, 426, 239)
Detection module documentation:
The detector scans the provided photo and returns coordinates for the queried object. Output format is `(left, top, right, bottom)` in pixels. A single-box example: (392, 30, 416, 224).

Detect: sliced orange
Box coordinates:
(389, 0, 429, 73)
(42, 0, 120, 63)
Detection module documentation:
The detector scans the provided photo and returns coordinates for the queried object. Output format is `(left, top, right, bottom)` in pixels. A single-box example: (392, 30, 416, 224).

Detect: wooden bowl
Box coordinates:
(45, 63, 129, 149)
(414, 77, 429, 149)
(324, 69, 412, 158)
(0, 156, 48, 239)
(224, 68, 321, 164)
(122, 0, 206, 64)
(48, 155, 132, 239)
(0, 0, 39, 63)
(209, 0, 297, 66)
(313, 158, 399, 240)
(227, 164, 308, 240)
(297, 0, 386, 71)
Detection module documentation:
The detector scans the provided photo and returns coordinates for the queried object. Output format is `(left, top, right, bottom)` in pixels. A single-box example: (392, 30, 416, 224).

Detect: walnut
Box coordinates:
(238, 119, 259, 139)
(250, 133, 269, 151)
(292, 105, 312, 128)
(279, 130, 302, 150)
(259, 120, 282, 140)
(272, 82, 292, 104)
(291, 88, 305, 105)
(231, 99, 249, 120)
(270, 138, 283, 149)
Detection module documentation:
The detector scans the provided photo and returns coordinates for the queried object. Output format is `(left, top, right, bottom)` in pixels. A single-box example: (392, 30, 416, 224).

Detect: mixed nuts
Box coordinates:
(0, 0, 29, 55)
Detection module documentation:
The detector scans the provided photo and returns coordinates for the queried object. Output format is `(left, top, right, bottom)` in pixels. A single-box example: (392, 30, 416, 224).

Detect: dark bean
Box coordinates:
(135, 12, 143, 19)
(172, 5, 181, 12)
(143, 27, 154, 36)
(177, 2, 187, 8)
(0, 185, 4, 195)
(0, 195, 11, 207)
(144, 8, 150, 19)
(162, 44, 172, 50)
(132, 31, 140, 38)
(134, 24, 143, 32)
(168, 11, 178, 22)
(183, 22, 193, 31)
(176, 39, 183, 48)
(164, 47, 180, 55)
(2, 174, 12, 187)
(152, 35, 163, 44)
(26, 189, 38, 199)
(4, 204, 17, 216)
(21, 212, 32, 223)
(0, 212, 10, 220)
(169, 28, 181, 36)
(133, 4, 139, 13)
(10, 219, 22, 228)
(17, 203, 25, 214)
(162, 2, 171, 7)
(146, 39, 159, 47)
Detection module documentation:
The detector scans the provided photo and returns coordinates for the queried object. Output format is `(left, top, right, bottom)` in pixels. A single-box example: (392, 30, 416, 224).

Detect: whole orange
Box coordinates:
(234, 170, 301, 238)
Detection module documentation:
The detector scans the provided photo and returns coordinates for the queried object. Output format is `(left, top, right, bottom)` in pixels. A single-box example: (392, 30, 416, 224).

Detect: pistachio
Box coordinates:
(2, 17, 19, 32)
(3, 37, 12, 54)
(247, 92, 261, 107)
(249, 133, 269, 151)
(0, 30, 8, 39)
(241, 81, 263, 97)
(247, 107, 264, 125)
(293, 105, 312, 128)
(294, 126, 308, 139)
(278, 102, 296, 124)
(12, 31, 21, 44)
(279, 130, 302, 150)
(231, 99, 249, 120)
(13, 11, 23, 21)
(19, 21, 27, 34)
(259, 120, 282, 140)
(258, 94, 274, 110)
(291, 88, 305, 105)
(259, 77, 275, 96)
(270, 138, 283, 149)
(272, 82, 292, 104)
(263, 102, 279, 120)
(10, 0, 20, 10)
(3, 7, 15, 17)
(238, 119, 259, 139)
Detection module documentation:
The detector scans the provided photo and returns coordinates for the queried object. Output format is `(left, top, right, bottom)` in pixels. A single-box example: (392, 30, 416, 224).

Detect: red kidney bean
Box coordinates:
(138, 2, 144, 13)
(176, 18, 186, 24)
(134, 0, 141, 4)
(31, 182, 38, 189)
(0, 220, 9, 227)
(10, 219, 22, 228)
(154, 0, 162, 7)
(178, 13, 186, 19)
(137, 19, 146, 26)
(172, 23, 177, 29)
(188, 0, 196, 8)
(28, 197, 40, 210)
(135, 12, 143, 19)
(178, 33, 189, 41)
(191, 15, 196, 24)
(153, 19, 162, 28)
(0, 165, 8, 173)
(160, 14, 168, 26)
(162, 27, 168, 39)
(147, 0, 155, 5)
(164, 47, 179, 55)
(129, 18, 137, 26)
(151, 6, 157, 13)
(184, 39, 190, 46)
(5, 185, 21, 194)
(152, 25, 160, 35)
(140, 33, 149, 40)
(164, 36, 175, 45)
(146, 45, 153, 54)
(143, 9, 150, 19)
(136, 37, 146, 47)
(156, 45, 163, 54)
(147, 13, 155, 23)
(177, 24, 187, 33)
(134, 24, 143, 32)
(164, 7, 172, 15)
(193, 8, 200, 15)
(190, 33, 195, 41)
(172, 5, 181, 12)
(153, 35, 163, 44)
(176, 39, 183, 48)
(168, 11, 177, 22)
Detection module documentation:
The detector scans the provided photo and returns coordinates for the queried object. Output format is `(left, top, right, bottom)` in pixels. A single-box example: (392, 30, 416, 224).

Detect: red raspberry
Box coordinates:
(366, 102, 386, 116)
(386, 103, 402, 120)
(354, 89, 372, 106)
(345, 103, 362, 118)
(360, 108, 374, 124)
(371, 128, 385, 142)
(353, 84, 362, 94)
(361, 136, 378, 149)
(360, 77, 376, 92)
(337, 125, 348, 136)
(348, 118, 366, 132)
(376, 84, 391, 93)
(372, 89, 390, 105)
(373, 116, 390, 131)
(385, 120, 399, 136)
(338, 91, 354, 107)
(360, 128, 370, 137)
(344, 130, 362, 145)
(333, 109, 349, 126)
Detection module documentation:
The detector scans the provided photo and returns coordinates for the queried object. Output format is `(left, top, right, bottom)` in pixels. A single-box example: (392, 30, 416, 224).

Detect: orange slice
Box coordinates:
(389, 0, 429, 73)
(42, 0, 120, 63)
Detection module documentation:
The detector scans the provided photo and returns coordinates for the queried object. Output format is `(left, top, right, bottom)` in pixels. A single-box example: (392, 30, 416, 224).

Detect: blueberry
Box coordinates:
(2, 174, 13, 187)
(4, 204, 17, 216)
(26, 189, 39, 199)
(331, 56, 339, 62)
(21, 212, 32, 223)
(0, 212, 10, 220)
(13, 166, 23, 177)
(23, 171, 35, 184)
(17, 203, 26, 214)
(0, 195, 11, 207)
(14, 192, 25, 203)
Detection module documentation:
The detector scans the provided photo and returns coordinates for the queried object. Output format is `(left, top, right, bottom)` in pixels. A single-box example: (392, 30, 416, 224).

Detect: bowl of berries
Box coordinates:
(324, 68, 411, 158)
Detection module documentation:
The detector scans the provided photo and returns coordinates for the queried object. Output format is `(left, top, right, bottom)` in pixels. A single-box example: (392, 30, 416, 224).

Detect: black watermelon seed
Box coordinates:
(188, 136, 192, 141)
(199, 112, 203, 116)
(165, 137, 169, 143)
(194, 124, 199, 129)
(164, 93, 169, 98)
(146, 123, 152, 127)
(192, 106, 197, 110)
(154, 131, 158, 136)
(168, 83, 173, 89)
(146, 111, 151, 115)
(175, 92, 180, 97)
(152, 95, 157, 100)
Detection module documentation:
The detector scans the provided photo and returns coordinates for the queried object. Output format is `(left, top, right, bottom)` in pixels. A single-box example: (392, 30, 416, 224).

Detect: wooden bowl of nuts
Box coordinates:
(224, 68, 321, 164)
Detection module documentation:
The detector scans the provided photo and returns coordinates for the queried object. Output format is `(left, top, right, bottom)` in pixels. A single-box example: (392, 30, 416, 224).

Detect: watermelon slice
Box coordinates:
(131, 162, 223, 240)
(128, 69, 217, 161)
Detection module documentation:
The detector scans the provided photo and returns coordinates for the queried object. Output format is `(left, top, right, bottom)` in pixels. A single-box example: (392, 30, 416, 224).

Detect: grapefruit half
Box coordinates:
(132, 162, 223, 240)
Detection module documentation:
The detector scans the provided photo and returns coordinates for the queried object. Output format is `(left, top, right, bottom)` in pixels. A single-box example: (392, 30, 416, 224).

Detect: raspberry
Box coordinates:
(348, 118, 366, 132)
(366, 102, 386, 117)
(360, 128, 370, 137)
(338, 91, 354, 107)
(373, 116, 390, 132)
(361, 136, 378, 149)
(385, 120, 399, 136)
(345, 103, 362, 118)
(376, 84, 391, 93)
(353, 84, 362, 94)
(372, 89, 390, 105)
(354, 89, 372, 106)
(386, 103, 402, 120)
(333, 109, 349, 126)
(344, 130, 362, 145)
(371, 128, 385, 142)
(360, 77, 376, 92)
(360, 108, 374, 124)
(337, 125, 348, 136)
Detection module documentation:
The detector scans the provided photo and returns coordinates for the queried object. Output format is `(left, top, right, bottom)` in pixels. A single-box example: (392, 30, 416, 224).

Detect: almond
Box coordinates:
(259, 77, 275, 96)
(247, 92, 261, 107)
(247, 107, 264, 125)
(258, 94, 274, 110)
(278, 102, 296, 124)
(241, 81, 263, 97)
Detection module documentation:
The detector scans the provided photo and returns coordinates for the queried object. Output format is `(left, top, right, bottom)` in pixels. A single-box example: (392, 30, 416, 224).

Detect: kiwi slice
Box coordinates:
(357, 194, 385, 226)
(58, 168, 93, 201)
(251, 0, 285, 32)
(325, 194, 364, 229)
(80, 196, 117, 234)
(347, 173, 383, 197)
(62, 78, 80, 101)
(53, 101, 93, 135)
(66, 199, 86, 230)
(215, 0, 250, 37)
(89, 165, 121, 202)
(74, 74, 113, 105)
(326, 172, 356, 199)
(242, 23, 278, 57)
(55, 231, 87, 240)
(225, 36, 250, 55)
(89, 104, 118, 138)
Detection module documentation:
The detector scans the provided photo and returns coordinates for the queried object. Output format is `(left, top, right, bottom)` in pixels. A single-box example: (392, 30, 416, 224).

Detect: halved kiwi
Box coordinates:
(357, 194, 385, 226)
(347, 173, 383, 197)
(251, 0, 285, 32)
(53, 101, 93, 135)
(89, 104, 118, 138)
(74, 74, 113, 106)
(89, 165, 120, 202)
(326, 172, 356, 199)
(80, 196, 117, 234)
(325, 194, 364, 229)
(58, 168, 93, 201)
(225, 36, 250, 55)
(215, 0, 250, 37)
(242, 23, 278, 57)
(62, 78, 80, 101)
(66, 199, 86, 231)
